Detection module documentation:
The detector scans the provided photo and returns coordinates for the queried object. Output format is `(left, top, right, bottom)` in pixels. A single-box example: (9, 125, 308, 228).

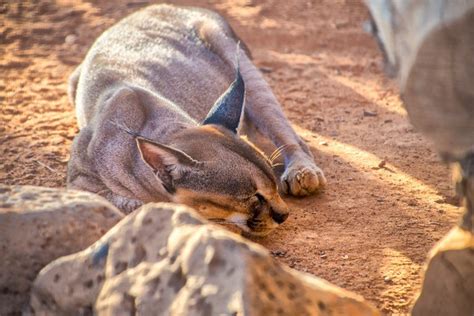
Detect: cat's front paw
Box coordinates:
(280, 157, 326, 196)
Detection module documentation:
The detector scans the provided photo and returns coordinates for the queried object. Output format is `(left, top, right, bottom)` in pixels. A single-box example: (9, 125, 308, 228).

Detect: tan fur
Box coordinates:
(67, 4, 326, 235)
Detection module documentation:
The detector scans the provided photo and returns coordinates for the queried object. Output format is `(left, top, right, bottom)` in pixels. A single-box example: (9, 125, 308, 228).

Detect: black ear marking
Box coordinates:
(202, 43, 245, 133)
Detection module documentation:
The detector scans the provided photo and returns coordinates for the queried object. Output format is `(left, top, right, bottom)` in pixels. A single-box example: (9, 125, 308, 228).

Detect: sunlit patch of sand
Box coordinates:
(322, 72, 406, 116)
(262, 50, 406, 116)
(379, 248, 420, 312)
(294, 125, 460, 217)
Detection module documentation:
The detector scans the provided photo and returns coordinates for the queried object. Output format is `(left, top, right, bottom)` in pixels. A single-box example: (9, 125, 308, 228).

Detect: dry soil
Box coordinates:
(0, 0, 463, 314)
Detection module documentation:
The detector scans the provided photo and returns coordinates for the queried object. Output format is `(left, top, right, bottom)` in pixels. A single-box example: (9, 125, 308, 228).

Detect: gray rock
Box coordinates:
(364, 0, 474, 158)
(31, 202, 379, 316)
(412, 227, 474, 316)
(0, 185, 124, 315)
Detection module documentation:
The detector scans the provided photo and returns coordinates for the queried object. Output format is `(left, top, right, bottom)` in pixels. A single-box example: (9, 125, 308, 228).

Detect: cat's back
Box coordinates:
(76, 4, 234, 123)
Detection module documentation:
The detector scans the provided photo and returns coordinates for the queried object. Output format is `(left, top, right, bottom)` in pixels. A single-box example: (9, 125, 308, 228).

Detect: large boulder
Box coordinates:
(412, 161, 474, 316)
(0, 185, 124, 315)
(412, 227, 474, 316)
(364, 0, 474, 158)
(30, 202, 379, 316)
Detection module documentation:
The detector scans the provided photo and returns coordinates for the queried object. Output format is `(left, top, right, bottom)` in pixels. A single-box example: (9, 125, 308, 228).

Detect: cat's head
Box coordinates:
(137, 65, 289, 236)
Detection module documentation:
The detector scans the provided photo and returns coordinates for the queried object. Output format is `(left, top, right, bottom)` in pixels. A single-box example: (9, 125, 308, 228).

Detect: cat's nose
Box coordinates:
(270, 208, 289, 224)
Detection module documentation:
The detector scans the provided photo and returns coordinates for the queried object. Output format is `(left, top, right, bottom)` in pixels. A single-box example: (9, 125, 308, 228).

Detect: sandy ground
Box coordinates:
(1, 0, 463, 314)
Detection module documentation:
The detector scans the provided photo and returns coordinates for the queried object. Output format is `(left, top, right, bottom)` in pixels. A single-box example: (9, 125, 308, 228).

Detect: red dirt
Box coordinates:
(1, 0, 462, 314)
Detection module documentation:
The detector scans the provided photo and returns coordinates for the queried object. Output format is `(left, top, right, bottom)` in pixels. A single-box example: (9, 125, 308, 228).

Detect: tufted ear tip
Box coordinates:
(202, 44, 245, 133)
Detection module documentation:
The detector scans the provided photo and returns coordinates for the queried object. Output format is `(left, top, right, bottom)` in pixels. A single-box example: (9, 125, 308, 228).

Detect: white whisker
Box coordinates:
(269, 144, 285, 161)
(271, 162, 285, 169)
(269, 144, 289, 163)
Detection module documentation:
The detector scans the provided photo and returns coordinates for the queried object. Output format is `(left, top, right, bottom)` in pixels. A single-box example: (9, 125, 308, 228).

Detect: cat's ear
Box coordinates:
(202, 47, 245, 133)
(136, 137, 198, 192)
